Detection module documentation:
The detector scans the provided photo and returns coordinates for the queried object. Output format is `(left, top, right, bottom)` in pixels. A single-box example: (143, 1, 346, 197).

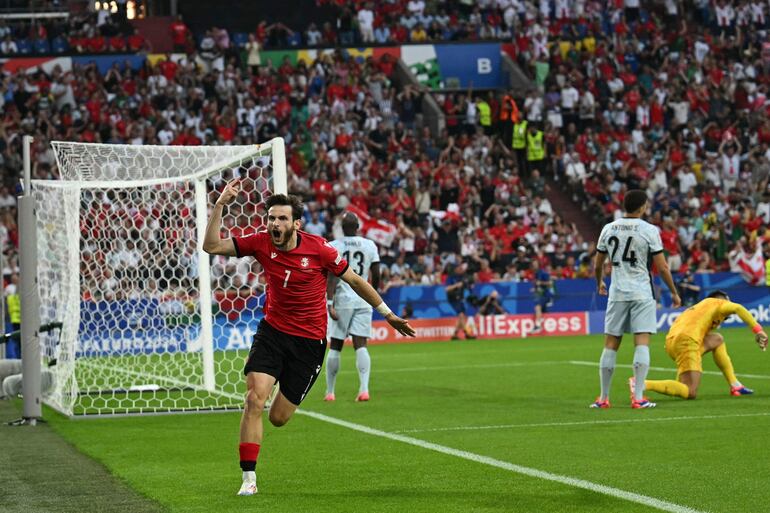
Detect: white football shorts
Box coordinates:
(603, 299, 657, 336)
(328, 307, 373, 340)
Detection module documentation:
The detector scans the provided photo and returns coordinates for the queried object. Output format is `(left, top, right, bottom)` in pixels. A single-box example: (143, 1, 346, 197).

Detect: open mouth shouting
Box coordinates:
(266, 204, 297, 250)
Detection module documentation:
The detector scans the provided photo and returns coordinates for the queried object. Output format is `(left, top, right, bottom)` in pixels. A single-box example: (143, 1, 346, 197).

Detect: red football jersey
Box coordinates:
(233, 230, 349, 340)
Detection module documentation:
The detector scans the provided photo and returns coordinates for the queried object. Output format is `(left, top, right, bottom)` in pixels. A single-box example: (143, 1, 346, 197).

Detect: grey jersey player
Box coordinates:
(324, 212, 381, 402)
(590, 190, 680, 410)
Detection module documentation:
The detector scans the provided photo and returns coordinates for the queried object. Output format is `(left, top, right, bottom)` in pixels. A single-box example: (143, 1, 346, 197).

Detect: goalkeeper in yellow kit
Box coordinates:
(639, 291, 768, 400)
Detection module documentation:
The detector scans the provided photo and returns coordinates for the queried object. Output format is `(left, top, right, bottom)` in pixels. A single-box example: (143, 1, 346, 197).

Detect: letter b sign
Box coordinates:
(477, 58, 492, 74)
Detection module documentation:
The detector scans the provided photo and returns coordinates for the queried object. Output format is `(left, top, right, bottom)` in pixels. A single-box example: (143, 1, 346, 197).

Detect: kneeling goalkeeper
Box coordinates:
(639, 291, 768, 400)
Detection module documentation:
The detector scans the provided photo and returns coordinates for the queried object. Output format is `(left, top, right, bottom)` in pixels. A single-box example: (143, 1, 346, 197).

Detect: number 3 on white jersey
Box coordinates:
(283, 269, 291, 287)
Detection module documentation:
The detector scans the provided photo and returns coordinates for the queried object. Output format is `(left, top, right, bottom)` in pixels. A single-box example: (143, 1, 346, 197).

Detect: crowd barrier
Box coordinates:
(212, 273, 769, 348)
(378, 272, 769, 320)
(213, 297, 770, 348)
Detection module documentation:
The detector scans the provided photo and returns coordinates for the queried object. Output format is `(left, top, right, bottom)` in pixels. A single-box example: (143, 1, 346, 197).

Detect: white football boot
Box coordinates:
(237, 472, 258, 496)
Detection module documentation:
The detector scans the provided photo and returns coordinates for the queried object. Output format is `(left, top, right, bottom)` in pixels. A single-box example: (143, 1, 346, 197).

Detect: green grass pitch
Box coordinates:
(15, 328, 770, 512)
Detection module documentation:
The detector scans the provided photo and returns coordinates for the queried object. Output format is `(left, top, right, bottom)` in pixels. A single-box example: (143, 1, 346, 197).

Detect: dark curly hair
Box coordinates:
(265, 193, 304, 221)
(623, 190, 648, 214)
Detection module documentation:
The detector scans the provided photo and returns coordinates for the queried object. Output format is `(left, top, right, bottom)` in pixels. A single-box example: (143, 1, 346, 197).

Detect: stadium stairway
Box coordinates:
(545, 177, 600, 242)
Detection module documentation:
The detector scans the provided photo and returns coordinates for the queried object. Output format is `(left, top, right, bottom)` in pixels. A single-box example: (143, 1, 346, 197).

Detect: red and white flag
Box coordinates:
(428, 203, 462, 224)
(345, 204, 397, 247)
(729, 246, 766, 285)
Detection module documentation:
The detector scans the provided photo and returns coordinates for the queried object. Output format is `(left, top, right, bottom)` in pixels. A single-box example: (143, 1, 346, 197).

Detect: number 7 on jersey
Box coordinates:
(283, 269, 291, 288)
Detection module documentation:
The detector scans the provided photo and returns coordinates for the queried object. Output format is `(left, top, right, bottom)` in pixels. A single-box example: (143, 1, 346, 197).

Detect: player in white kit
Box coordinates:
(590, 190, 681, 409)
(324, 213, 381, 402)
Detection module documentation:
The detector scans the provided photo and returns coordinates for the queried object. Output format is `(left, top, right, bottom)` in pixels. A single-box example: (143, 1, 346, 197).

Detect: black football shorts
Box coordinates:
(244, 319, 327, 405)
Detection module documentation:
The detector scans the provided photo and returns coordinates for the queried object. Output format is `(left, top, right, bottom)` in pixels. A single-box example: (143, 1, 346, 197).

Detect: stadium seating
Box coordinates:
(50, 36, 68, 53)
(0, 9, 139, 57)
(15, 39, 31, 54)
(231, 32, 249, 48)
(33, 38, 50, 54)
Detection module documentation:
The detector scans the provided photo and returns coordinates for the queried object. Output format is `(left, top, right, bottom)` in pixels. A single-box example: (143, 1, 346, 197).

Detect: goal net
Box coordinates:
(32, 140, 286, 416)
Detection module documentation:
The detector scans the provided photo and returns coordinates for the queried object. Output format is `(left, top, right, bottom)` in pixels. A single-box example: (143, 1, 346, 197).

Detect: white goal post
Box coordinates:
(31, 139, 286, 416)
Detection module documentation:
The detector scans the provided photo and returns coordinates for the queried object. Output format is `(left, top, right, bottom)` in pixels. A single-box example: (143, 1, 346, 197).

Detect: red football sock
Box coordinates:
(239, 443, 260, 472)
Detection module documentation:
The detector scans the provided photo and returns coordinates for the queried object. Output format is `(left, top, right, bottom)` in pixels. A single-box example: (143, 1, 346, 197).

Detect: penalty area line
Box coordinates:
(569, 360, 770, 380)
(394, 412, 770, 434)
(337, 360, 567, 375)
(298, 409, 709, 513)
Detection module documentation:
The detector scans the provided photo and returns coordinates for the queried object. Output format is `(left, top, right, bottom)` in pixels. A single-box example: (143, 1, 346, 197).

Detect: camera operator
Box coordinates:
(468, 289, 506, 316)
(445, 262, 476, 340)
(531, 259, 553, 333)
(678, 270, 701, 307)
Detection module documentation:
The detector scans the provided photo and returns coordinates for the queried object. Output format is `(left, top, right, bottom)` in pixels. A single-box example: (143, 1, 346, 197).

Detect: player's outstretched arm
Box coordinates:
(202, 179, 239, 256)
(652, 253, 681, 308)
(340, 267, 416, 337)
(719, 301, 768, 351)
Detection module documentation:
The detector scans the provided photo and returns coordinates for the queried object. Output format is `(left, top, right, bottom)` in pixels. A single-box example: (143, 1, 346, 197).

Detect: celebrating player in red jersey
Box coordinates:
(203, 179, 415, 496)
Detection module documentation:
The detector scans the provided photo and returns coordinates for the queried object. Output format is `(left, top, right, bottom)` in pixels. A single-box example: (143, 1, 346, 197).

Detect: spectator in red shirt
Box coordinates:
(173, 126, 201, 146)
(312, 171, 333, 205)
(88, 35, 106, 53)
(326, 80, 345, 103)
(278, 56, 294, 77)
(158, 58, 178, 81)
(560, 256, 576, 279)
(216, 114, 236, 142)
(660, 220, 683, 273)
(85, 93, 102, 122)
(475, 259, 497, 283)
(321, 22, 337, 45)
(109, 36, 126, 52)
(69, 34, 86, 53)
(170, 15, 191, 52)
(378, 54, 396, 77)
(391, 23, 408, 42)
(127, 28, 147, 52)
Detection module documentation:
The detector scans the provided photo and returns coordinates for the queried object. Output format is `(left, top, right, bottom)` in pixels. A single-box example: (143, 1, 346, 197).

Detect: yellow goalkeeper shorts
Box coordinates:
(665, 334, 702, 376)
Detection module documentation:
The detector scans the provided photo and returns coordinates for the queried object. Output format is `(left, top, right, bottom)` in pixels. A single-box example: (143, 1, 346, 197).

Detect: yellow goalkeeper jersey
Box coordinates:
(668, 298, 760, 343)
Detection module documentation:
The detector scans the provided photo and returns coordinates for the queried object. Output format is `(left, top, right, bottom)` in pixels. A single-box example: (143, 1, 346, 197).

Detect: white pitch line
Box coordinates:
(76, 359, 215, 392)
(569, 360, 770, 380)
(298, 409, 708, 513)
(337, 360, 566, 375)
(394, 412, 770, 434)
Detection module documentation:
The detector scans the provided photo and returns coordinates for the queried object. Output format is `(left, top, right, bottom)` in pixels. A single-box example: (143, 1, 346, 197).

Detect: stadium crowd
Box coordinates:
(318, 0, 515, 46)
(1, 0, 770, 313)
(0, 8, 145, 56)
(507, 0, 770, 281)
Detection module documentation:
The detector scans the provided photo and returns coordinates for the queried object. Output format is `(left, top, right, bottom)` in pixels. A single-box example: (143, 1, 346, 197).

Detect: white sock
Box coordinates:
(242, 471, 256, 483)
(731, 381, 742, 388)
(633, 345, 650, 401)
(325, 349, 341, 395)
(599, 348, 617, 401)
(355, 347, 371, 394)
